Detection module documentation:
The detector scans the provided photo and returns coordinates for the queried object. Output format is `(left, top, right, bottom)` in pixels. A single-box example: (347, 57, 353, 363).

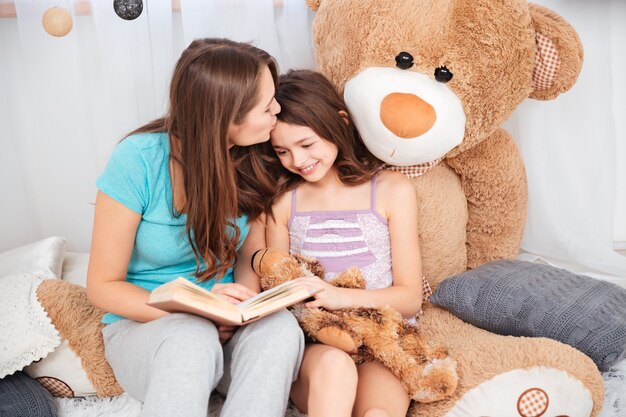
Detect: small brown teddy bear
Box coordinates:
(252, 247, 458, 403)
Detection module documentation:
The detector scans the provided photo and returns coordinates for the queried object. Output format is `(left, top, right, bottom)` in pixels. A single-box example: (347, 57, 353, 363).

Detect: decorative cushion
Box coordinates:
(0, 236, 66, 280)
(0, 274, 60, 378)
(0, 371, 58, 417)
(430, 260, 626, 372)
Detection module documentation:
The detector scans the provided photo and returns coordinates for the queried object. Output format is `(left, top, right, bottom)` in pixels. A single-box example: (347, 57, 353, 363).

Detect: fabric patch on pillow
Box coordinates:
(0, 237, 66, 279)
(430, 260, 626, 371)
(35, 376, 75, 398)
(0, 274, 61, 378)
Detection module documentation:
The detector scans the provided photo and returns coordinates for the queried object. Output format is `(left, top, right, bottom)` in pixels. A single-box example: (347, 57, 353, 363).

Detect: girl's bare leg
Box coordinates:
(290, 343, 358, 417)
(352, 361, 410, 417)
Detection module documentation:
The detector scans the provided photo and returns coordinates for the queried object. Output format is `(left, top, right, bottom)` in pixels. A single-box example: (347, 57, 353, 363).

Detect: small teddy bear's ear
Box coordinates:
(306, 0, 321, 11)
(529, 3, 584, 101)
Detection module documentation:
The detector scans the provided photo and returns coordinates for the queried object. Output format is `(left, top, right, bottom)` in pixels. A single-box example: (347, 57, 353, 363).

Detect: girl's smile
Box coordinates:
(299, 161, 319, 175)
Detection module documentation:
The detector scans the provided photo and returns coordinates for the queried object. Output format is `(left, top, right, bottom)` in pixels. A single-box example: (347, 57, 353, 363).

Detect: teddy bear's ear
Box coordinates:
(529, 3, 584, 101)
(306, 0, 321, 11)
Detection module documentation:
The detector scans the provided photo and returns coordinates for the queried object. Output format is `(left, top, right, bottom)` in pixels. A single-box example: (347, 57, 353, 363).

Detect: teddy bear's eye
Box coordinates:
(395, 52, 414, 70)
(434, 66, 453, 83)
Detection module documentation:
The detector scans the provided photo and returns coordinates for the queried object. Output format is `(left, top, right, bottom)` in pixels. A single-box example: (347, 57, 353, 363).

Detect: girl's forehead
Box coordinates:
(271, 123, 317, 144)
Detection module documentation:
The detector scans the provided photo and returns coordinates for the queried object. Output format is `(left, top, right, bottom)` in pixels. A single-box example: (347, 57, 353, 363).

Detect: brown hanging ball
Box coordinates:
(42, 7, 73, 37)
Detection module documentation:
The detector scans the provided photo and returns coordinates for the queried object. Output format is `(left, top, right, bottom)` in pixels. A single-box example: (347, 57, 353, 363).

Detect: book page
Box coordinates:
(237, 279, 307, 309)
(148, 277, 318, 325)
(160, 278, 233, 307)
(148, 277, 242, 325)
(155, 292, 243, 325)
(238, 280, 320, 322)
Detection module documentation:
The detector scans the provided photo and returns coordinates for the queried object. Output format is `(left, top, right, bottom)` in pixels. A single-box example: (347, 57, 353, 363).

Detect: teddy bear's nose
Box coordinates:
(380, 92, 436, 138)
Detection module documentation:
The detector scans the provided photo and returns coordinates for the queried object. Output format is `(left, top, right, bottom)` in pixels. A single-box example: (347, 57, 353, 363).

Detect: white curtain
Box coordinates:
(1, 0, 625, 283)
(504, 0, 626, 281)
(0, 0, 316, 252)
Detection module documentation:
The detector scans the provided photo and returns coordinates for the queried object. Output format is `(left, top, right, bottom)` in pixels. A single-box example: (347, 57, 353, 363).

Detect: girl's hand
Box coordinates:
(211, 282, 258, 304)
(211, 283, 255, 343)
(293, 276, 350, 310)
(217, 325, 237, 344)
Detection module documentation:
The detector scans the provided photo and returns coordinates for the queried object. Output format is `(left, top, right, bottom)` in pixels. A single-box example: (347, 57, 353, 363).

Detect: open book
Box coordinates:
(147, 277, 318, 326)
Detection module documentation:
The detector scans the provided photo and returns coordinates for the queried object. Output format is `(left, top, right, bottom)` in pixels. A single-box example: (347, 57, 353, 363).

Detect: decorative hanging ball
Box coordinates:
(113, 0, 144, 21)
(42, 7, 73, 37)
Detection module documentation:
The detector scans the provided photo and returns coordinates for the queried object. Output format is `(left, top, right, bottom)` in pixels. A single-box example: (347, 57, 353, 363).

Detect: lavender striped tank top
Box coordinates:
(288, 176, 393, 289)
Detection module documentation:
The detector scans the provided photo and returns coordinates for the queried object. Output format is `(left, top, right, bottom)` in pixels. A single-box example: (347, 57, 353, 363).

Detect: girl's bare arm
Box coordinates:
(86, 191, 168, 323)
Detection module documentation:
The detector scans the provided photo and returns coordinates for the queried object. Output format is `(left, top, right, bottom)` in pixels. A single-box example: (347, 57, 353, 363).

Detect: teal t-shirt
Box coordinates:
(96, 132, 249, 324)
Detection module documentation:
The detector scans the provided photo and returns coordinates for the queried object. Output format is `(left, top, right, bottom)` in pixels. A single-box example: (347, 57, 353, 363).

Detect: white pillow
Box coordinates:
(0, 236, 66, 279)
(61, 252, 90, 287)
(0, 273, 61, 378)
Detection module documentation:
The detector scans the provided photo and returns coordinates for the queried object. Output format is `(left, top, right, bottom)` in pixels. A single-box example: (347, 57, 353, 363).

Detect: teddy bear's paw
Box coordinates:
(412, 357, 459, 403)
(315, 326, 360, 354)
(440, 367, 594, 417)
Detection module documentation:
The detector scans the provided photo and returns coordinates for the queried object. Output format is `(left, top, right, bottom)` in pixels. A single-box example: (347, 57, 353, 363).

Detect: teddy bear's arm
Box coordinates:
(446, 128, 527, 268)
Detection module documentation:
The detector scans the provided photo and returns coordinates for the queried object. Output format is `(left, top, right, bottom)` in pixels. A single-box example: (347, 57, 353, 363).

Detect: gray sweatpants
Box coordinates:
(102, 310, 304, 417)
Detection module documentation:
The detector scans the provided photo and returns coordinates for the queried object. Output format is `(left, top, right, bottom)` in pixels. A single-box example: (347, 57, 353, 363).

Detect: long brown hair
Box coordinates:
(261, 69, 382, 215)
(128, 38, 278, 282)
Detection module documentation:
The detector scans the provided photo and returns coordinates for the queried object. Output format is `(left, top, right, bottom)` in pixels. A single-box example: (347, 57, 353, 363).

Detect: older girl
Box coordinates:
(87, 39, 303, 417)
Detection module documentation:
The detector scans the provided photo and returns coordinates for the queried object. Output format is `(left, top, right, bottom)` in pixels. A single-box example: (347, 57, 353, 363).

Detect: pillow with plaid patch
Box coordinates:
(430, 260, 626, 371)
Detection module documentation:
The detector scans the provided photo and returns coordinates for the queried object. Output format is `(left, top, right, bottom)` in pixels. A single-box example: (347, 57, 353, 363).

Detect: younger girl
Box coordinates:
(263, 70, 425, 417)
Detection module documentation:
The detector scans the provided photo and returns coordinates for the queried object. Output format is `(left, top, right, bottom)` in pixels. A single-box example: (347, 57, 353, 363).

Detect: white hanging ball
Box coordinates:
(42, 7, 73, 37)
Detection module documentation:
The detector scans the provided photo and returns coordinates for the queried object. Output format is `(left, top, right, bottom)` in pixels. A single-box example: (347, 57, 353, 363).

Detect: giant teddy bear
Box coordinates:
(306, 0, 605, 416)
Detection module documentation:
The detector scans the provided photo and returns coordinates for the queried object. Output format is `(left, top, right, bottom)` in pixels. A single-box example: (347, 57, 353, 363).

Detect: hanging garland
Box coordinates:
(37, 0, 144, 38)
